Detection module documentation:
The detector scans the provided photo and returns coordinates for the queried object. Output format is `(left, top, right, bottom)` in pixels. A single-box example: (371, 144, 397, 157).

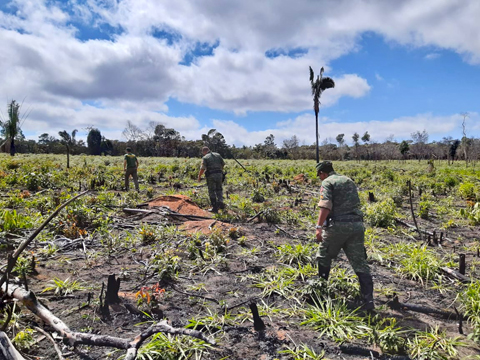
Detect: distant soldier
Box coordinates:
(124, 147, 139, 192)
(315, 161, 374, 311)
(198, 146, 225, 213)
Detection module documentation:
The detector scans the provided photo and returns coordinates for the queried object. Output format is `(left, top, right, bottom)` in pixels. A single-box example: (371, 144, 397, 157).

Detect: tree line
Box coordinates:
(1, 100, 478, 162)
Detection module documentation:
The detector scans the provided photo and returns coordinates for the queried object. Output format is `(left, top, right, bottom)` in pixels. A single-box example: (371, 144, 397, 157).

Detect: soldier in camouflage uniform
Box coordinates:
(124, 147, 139, 192)
(315, 161, 374, 310)
(197, 147, 225, 213)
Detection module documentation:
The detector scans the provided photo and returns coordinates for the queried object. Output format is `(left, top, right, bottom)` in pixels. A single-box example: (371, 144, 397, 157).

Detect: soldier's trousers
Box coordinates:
(206, 173, 223, 206)
(317, 222, 370, 274)
(125, 168, 139, 191)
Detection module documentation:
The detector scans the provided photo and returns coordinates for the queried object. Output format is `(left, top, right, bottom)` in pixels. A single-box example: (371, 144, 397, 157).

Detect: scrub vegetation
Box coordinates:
(1, 154, 480, 359)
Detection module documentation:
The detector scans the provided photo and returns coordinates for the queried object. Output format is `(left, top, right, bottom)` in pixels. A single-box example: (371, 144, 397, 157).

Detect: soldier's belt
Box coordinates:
(327, 216, 363, 224)
(206, 169, 223, 177)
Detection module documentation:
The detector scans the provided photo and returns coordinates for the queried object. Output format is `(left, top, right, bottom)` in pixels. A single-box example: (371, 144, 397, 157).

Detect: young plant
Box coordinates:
(42, 277, 85, 295)
(407, 326, 466, 360)
(301, 298, 367, 343)
(279, 343, 325, 359)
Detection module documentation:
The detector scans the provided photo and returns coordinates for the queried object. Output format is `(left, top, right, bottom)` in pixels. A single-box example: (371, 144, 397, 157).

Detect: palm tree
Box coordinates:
(0, 100, 25, 156)
(58, 129, 78, 168)
(309, 67, 335, 163)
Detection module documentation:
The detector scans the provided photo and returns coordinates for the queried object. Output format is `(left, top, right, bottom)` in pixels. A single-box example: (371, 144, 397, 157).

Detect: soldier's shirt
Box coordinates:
(201, 152, 225, 172)
(317, 172, 363, 218)
(124, 153, 137, 169)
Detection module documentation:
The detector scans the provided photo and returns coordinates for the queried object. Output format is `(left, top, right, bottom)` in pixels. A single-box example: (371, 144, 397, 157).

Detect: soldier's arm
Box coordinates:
(198, 159, 206, 181)
(123, 159, 127, 171)
(315, 181, 333, 242)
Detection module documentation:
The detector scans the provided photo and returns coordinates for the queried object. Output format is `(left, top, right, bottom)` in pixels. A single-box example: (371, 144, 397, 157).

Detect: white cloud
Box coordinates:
(21, 101, 201, 142)
(209, 112, 478, 147)
(425, 53, 440, 60)
(1, 0, 480, 139)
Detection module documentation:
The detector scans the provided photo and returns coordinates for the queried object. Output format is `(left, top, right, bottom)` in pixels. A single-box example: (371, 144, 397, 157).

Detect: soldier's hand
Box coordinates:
(315, 229, 323, 243)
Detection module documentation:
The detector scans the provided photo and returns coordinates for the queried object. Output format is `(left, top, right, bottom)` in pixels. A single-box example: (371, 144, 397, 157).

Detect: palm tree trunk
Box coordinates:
(66, 146, 70, 168)
(10, 138, 15, 156)
(315, 111, 319, 163)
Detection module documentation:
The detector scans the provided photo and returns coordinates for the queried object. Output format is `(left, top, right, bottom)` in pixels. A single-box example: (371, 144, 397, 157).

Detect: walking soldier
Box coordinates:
(198, 146, 225, 213)
(315, 161, 374, 310)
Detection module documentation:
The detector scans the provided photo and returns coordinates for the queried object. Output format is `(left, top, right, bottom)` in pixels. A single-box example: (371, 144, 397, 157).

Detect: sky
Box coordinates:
(0, 0, 479, 147)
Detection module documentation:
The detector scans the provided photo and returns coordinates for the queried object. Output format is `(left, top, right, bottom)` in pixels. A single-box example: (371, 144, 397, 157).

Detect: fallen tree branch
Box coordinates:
(1, 283, 215, 358)
(440, 267, 470, 283)
(395, 218, 454, 243)
(0, 332, 26, 360)
(0, 190, 89, 288)
(34, 327, 65, 360)
(387, 295, 461, 320)
(247, 210, 264, 223)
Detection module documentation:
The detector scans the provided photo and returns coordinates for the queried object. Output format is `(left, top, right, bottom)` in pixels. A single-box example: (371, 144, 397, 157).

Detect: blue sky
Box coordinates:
(0, 0, 479, 146)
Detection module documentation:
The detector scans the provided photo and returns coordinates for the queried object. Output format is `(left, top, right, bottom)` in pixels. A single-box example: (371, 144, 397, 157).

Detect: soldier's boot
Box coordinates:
(356, 272, 375, 311)
(208, 198, 218, 213)
(318, 266, 331, 281)
(217, 202, 226, 210)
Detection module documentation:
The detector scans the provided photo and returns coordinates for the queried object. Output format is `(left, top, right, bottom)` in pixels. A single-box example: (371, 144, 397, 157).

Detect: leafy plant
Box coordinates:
(0, 209, 35, 233)
(279, 343, 325, 359)
(131, 332, 213, 360)
(275, 243, 315, 266)
(42, 277, 85, 295)
(363, 198, 397, 228)
(301, 298, 367, 342)
(12, 328, 36, 350)
(460, 202, 480, 225)
(407, 326, 466, 360)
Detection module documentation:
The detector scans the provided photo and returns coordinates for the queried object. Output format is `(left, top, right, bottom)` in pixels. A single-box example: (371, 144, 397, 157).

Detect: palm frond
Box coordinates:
(309, 66, 314, 83)
(320, 77, 335, 90)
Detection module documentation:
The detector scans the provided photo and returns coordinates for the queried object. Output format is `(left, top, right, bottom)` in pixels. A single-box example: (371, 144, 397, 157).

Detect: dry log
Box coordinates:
(440, 267, 470, 283)
(123, 208, 154, 215)
(387, 295, 461, 320)
(0, 332, 26, 360)
(1, 283, 215, 359)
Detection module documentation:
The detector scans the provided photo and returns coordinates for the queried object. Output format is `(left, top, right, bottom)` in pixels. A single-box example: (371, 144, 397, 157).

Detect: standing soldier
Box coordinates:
(198, 146, 225, 213)
(315, 161, 374, 311)
(124, 147, 139, 192)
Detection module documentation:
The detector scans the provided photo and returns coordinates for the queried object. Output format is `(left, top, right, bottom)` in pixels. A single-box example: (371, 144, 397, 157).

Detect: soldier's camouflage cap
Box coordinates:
(316, 160, 334, 174)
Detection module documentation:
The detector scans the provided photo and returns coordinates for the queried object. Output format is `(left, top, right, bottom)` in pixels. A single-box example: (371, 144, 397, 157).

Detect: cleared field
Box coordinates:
(1, 154, 480, 359)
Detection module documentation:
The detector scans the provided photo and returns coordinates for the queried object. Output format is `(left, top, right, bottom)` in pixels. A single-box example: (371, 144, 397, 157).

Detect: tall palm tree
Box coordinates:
(309, 67, 335, 163)
(1, 100, 25, 156)
(58, 129, 78, 168)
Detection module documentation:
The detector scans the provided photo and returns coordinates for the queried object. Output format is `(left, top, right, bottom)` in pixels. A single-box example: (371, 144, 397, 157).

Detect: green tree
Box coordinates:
(352, 132, 360, 160)
(87, 128, 102, 155)
(399, 140, 409, 160)
(58, 129, 77, 168)
(309, 66, 335, 163)
(0, 100, 25, 156)
(201, 129, 230, 157)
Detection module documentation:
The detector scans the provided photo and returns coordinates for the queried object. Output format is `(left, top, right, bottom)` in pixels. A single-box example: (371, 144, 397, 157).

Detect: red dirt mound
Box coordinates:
(293, 173, 306, 183)
(181, 220, 230, 235)
(147, 195, 211, 217)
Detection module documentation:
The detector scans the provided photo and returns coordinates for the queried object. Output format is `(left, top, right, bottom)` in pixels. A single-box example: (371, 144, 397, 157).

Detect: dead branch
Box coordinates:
(395, 218, 454, 243)
(0, 332, 26, 360)
(34, 326, 65, 360)
(1, 283, 215, 358)
(440, 267, 470, 283)
(387, 295, 461, 320)
(247, 210, 264, 223)
(0, 190, 89, 288)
